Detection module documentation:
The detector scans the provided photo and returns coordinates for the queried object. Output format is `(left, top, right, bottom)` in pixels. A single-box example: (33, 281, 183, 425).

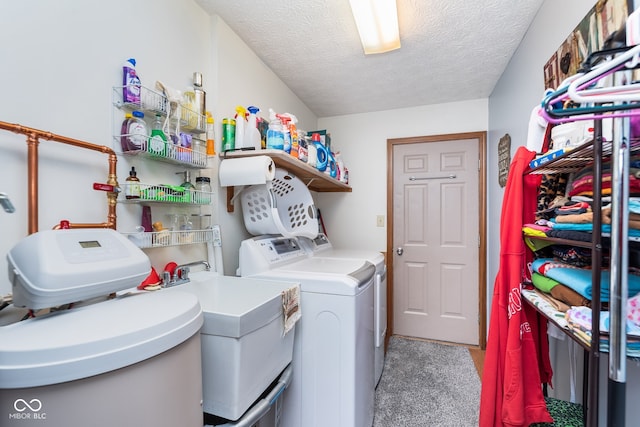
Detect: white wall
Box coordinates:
(317, 99, 488, 252)
(0, 0, 317, 295)
(0, 0, 210, 295)
(210, 16, 318, 275)
(488, 0, 640, 421)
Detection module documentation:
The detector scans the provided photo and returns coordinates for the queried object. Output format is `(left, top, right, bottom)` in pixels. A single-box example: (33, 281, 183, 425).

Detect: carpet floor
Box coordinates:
(373, 336, 481, 427)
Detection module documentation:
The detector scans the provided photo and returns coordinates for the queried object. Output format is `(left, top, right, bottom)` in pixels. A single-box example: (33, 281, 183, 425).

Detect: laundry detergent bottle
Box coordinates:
(122, 58, 141, 105)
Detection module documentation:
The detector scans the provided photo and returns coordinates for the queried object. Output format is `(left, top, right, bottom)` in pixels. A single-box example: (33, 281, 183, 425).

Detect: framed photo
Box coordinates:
(544, 0, 633, 90)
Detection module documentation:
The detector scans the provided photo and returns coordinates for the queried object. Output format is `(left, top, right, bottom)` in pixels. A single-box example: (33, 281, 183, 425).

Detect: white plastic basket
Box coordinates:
(240, 168, 318, 239)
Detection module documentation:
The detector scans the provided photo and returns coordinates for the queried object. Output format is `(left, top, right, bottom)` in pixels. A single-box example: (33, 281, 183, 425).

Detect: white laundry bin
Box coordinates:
(165, 273, 298, 422)
(0, 291, 204, 427)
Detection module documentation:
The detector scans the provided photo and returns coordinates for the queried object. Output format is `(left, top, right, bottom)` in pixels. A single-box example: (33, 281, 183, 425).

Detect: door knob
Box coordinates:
(396, 247, 403, 256)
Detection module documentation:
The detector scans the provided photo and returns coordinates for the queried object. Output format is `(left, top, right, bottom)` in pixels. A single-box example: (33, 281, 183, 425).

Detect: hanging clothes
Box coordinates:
(479, 146, 553, 426)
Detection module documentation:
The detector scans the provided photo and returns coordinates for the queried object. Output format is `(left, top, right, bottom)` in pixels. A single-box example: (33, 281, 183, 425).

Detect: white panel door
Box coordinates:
(393, 137, 480, 345)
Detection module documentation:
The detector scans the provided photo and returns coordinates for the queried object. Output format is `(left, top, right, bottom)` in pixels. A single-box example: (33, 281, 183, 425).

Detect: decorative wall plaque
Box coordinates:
(498, 134, 511, 188)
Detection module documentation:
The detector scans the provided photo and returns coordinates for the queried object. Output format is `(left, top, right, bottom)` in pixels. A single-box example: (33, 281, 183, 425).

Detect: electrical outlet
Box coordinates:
(376, 215, 385, 227)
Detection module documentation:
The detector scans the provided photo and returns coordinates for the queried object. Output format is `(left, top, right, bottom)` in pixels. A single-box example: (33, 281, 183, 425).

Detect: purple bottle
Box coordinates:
(122, 58, 141, 105)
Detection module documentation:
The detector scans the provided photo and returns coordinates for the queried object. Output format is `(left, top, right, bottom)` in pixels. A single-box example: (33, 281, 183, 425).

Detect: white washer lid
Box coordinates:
(312, 249, 385, 271)
(0, 291, 202, 389)
(165, 273, 299, 338)
(254, 258, 375, 295)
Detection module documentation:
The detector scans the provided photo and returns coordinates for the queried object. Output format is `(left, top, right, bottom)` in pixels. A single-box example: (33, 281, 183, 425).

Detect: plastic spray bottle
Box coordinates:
(122, 58, 141, 104)
(284, 113, 298, 158)
(234, 106, 247, 149)
(245, 106, 262, 150)
(277, 114, 291, 154)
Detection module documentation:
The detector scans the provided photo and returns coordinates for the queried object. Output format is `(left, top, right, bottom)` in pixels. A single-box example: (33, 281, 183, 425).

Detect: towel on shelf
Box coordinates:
(281, 285, 301, 336)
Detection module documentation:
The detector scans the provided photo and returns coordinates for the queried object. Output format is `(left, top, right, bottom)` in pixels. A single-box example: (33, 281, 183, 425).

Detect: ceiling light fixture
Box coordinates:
(349, 0, 401, 55)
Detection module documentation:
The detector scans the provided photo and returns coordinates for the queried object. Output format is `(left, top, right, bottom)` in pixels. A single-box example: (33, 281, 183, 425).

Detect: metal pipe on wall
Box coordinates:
(0, 120, 119, 234)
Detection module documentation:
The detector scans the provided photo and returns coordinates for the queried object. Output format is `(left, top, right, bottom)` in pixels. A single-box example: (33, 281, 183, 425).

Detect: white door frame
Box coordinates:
(386, 131, 487, 349)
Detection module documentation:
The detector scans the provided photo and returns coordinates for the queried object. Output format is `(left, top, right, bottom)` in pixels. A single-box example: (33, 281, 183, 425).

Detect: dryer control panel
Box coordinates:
(238, 235, 308, 276)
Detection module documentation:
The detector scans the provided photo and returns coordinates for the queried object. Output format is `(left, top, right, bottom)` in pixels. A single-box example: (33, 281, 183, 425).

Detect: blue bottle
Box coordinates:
(266, 118, 284, 150)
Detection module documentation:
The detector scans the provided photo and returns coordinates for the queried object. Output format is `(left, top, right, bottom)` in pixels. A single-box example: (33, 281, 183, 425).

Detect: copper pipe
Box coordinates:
(0, 121, 119, 233)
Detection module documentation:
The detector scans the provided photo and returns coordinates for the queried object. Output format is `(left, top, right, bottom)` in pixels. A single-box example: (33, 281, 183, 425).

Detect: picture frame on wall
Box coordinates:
(543, 0, 633, 91)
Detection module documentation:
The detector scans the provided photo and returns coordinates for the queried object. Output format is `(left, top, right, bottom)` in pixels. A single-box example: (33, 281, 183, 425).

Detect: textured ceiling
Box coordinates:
(196, 0, 544, 117)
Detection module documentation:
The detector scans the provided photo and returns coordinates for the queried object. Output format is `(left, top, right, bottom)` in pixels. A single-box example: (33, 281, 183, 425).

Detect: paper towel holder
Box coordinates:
(226, 185, 248, 213)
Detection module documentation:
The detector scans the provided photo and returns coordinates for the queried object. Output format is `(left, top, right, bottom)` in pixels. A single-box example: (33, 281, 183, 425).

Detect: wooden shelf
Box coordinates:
(220, 149, 352, 193)
(220, 149, 351, 212)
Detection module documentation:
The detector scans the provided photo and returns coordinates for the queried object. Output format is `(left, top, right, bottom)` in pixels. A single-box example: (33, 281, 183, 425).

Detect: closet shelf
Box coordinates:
(527, 138, 640, 175)
(221, 149, 352, 193)
(522, 289, 640, 360)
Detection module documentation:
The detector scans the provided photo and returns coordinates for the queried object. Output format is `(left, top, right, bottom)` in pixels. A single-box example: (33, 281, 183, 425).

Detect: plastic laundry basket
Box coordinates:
(240, 168, 318, 239)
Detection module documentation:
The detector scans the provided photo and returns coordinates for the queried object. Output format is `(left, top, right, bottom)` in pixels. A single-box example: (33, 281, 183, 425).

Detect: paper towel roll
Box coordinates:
(218, 155, 276, 187)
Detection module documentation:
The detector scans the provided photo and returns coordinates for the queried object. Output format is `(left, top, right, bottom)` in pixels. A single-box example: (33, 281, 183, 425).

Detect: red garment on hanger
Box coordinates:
(479, 146, 553, 426)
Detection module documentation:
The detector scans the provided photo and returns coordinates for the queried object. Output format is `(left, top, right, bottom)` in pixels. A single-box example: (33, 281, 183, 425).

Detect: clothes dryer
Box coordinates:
(298, 233, 387, 386)
(238, 235, 376, 427)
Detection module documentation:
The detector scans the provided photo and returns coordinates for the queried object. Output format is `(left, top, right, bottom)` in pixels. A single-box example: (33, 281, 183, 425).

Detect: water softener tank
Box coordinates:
(1, 229, 204, 427)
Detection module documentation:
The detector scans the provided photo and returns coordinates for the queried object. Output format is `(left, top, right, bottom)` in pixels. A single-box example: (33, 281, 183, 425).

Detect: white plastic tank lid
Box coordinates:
(165, 274, 298, 338)
(0, 290, 203, 389)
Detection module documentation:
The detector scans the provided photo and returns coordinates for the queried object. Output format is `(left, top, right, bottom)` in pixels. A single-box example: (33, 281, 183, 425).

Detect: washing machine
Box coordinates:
(238, 235, 376, 427)
(298, 233, 387, 386)
(0, 229, 204, 427)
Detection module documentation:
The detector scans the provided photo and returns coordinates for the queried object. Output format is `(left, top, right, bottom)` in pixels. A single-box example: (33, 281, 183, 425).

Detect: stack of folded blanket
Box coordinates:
(530, 258, 640, 303)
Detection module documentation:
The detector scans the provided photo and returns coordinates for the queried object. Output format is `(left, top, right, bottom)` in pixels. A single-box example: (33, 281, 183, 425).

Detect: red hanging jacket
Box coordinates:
(479, 146, 553, 426)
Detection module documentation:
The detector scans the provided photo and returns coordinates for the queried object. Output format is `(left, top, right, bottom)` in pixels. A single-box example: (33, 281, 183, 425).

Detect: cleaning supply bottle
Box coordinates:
(286, 113, 299, 158)
(120, 110, 147, 152)
(193, 72, 206, 129)
(335, 151, 345, 182)
(221, 118, 236, 151)
(125, 166, 141, 199)
(176, 170, 195, 203)
(307, 133, 320, 167)
(234, 106, 247, 149)
(122, 58, 141, 105)
(277, 114, 291, 153)
(148, 114, 167, 157)
(266, 118, 284, 150)
(206, 112, 216, 155)
(297, 132, 308, 163)
(245, 106, 262, 150)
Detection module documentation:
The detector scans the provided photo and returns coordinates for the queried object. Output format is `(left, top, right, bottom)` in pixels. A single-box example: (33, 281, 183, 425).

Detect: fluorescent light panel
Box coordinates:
(349, 0, 400, 54)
